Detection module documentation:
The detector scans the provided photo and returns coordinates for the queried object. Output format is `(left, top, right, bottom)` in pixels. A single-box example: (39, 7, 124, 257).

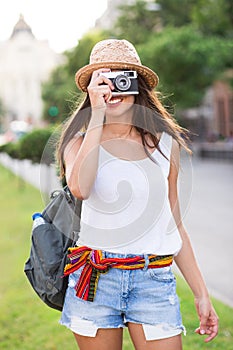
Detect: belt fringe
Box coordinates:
(63, 246, 173, 302)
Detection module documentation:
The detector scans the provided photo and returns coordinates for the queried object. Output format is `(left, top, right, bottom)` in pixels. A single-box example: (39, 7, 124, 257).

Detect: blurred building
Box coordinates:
(0, 15, 63, 130)
(95, 0, 160, 30)
(213, 74, 233, 139)
(182, 72, 233, 141)
(95, 0, 135, 30)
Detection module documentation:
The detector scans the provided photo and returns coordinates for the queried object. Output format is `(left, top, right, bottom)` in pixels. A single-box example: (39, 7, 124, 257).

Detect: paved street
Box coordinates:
(177, 154, 233, 307)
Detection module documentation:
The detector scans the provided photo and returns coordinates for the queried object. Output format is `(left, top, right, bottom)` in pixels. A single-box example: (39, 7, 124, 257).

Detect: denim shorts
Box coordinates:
(60, 251, 185, 340)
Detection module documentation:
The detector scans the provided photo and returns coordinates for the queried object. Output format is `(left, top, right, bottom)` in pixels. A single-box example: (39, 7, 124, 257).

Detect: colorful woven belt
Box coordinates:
(63, 246, 173, 302)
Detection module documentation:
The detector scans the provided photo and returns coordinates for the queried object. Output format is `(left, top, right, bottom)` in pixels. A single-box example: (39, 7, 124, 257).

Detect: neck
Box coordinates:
(103, 122, 133, 138)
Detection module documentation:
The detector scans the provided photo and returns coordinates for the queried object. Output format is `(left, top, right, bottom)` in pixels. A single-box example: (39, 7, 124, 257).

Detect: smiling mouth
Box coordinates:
(107, 97, 123, 105)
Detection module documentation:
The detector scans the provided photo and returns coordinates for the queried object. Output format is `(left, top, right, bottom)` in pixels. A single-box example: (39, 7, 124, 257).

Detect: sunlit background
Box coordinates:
(0, 0, 108, 53)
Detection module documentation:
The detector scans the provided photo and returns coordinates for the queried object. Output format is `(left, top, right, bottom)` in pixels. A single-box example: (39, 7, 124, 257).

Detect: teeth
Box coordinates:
(108, 98, 121, 104)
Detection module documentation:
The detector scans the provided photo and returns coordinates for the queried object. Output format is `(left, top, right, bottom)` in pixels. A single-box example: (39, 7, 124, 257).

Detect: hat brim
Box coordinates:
(75, 61, 159, 92)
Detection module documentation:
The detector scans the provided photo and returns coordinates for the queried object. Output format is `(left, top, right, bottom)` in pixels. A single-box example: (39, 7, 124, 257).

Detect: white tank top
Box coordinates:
(77, 132, 182, 255)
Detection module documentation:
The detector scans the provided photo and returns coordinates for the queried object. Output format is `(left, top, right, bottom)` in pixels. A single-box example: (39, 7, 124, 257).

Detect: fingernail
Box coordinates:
(200, 329, 205, 335)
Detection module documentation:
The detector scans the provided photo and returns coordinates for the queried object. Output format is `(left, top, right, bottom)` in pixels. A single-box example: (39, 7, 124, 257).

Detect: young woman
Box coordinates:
(57, 39, 218, 350)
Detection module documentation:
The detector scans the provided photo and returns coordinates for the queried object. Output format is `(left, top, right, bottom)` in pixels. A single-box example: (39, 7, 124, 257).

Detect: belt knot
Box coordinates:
(63, 246, 173, 302)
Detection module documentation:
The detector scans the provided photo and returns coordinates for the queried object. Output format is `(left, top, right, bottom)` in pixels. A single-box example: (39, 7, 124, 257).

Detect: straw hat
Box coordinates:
(75, 39, 159, 92)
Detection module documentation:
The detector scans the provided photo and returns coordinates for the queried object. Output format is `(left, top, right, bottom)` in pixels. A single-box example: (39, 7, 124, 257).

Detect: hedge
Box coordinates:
(0, 142, 21, 159)
(0, 127, 58, 165)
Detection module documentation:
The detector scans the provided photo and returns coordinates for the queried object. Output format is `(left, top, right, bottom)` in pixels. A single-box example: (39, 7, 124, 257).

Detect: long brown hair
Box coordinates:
(56, 74, 191, 179)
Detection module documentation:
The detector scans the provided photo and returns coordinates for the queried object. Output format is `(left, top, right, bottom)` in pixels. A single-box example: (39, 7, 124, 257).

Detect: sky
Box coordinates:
(0, 0, 108, 52)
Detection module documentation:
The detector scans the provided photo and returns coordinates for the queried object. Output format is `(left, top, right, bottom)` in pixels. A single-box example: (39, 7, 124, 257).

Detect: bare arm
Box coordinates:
(168, 139, 219, 342)
(64, 69, 114, 199)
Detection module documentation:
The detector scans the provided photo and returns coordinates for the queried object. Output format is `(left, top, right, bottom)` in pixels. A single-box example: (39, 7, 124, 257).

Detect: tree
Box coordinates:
(137, 26, 233, 108)
(65, 30, 107, 76)
(111, 0, 160, 44)
(157, 0, 233, 37)
(42, 30, 107, 123)
(157, 0, 196, 27)
(42, 65, 75, 124)
(191, 0, 233, 37)
(110, 0, 232, 109)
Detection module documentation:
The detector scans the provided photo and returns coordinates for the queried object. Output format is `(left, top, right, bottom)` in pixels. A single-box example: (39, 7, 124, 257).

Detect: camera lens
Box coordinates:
(114, 74, 131, 91)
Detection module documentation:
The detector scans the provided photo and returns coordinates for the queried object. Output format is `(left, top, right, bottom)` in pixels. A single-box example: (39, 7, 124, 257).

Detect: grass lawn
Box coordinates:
(0, 164, 232, 349)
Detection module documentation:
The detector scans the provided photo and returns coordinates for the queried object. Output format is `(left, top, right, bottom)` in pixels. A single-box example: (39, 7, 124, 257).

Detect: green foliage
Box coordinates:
(157, 0, 196, 27)
(158, 0, 233, 37)
(0, 142, 20, 159)
(0, 127, 60, 165)
(115, 0, 233, 41)
(42, 64, 76, 124)
(42, 30, 107, 123)
(18, 128, 54, 164)
(112, 0, 160, 44)
(0, 128, 55, 164)
(191, 0, 233, 37)
(137, 26, 233, 107)
(65, 30, 107, 76)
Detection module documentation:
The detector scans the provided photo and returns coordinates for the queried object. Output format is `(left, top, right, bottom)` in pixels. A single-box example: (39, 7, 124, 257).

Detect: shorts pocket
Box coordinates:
(148, 266, 175, 283)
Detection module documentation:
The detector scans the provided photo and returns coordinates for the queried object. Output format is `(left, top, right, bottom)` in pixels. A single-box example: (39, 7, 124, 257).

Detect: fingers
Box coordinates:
(195, 306, 219, 342)
(90, 68, 110, 81)
(87, 68, 114, 109)
(204, 323, 218, 343)
(90, 69, 114, 88)
(195, 324, 218, 343)
(88, 68, 115, 93)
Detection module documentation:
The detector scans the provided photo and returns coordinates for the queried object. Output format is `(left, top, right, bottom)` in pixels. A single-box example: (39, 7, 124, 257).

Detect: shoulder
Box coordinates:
(162, 132, 179, 152)
(64, 132, 84, 162)
(159, 132, 179, 159)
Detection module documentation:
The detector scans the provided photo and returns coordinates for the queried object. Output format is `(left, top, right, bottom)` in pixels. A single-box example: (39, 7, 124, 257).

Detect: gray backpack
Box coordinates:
(24, 187, 81, 311)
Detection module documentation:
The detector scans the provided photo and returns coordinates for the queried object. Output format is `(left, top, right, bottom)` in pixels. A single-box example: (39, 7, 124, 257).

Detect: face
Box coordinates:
(105, 94, 135, 120)
(88, 68, 136, 121)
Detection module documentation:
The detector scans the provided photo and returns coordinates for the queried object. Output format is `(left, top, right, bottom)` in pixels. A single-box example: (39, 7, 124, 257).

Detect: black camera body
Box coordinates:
(101, 70, 139, 95)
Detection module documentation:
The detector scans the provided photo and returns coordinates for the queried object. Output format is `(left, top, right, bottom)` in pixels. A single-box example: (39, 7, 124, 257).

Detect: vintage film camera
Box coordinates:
(101, 70, 139, 95)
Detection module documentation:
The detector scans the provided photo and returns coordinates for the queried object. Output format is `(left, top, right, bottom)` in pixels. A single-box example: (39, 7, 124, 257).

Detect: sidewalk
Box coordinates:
(179, 156, 233, 307)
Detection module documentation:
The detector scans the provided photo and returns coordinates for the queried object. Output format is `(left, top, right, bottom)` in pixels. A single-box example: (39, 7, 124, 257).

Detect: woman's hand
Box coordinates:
(194, 297, 219, 342)
(87, 68, 114, 111)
